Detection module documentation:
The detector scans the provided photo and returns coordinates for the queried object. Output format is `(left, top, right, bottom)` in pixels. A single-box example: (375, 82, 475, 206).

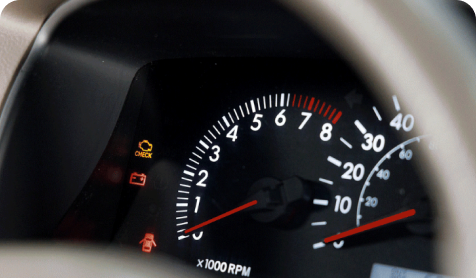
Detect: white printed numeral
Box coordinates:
(365, 196, 378, 208)
(226, 125, 239, 142)
(333, 240, 344, 249)
(390, 113, 414, 132)
(361, 134, 385, 152)
(196, 170, 208, 187)
(399, 149, 413, 160)
(209, 145, 220, 162)
(376, 169, 390, 180)
(320, 123, 333, 141)
(193, 231, 203, 240)
(335, 195, 352, 214)
(250, 114, 263, 131)
(341, 162, 365, 181)
(194, 196, 201, 213)
(299, 112, 312, 130)
(275, 109, 286, 126)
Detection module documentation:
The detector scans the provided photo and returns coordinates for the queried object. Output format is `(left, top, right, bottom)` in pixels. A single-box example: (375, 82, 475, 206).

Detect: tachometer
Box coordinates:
(67, 58, 433, 277)
(171, 60, 434, 277)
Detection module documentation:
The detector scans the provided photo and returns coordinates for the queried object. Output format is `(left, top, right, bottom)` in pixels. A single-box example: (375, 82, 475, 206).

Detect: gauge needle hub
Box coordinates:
(324, 209, 416, 243)
(184, 200, 258, 234)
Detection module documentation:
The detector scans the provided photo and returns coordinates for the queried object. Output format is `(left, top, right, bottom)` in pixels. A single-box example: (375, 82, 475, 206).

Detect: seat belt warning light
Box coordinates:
(139, 233, 157, 253)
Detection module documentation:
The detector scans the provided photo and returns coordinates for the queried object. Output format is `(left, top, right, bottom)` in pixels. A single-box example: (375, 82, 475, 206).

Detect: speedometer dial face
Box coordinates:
(103, 59, 434, 277)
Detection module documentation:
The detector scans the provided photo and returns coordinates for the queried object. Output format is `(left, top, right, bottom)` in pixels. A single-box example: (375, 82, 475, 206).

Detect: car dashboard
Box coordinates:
(0, 0, 475, 277)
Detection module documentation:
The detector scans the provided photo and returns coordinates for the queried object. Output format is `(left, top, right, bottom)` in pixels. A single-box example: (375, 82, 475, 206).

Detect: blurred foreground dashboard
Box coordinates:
(1, 0, 472, 277)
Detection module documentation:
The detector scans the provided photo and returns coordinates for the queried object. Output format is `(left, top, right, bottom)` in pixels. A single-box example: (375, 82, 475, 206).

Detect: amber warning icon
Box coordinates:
(135, 140, 153, 158)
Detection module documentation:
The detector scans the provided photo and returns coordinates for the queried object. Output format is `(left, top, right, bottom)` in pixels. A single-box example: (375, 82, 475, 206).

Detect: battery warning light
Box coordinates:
(130, 172, 146, 186)
(135, 140, 153, 158)
(139, 233, 157, 253)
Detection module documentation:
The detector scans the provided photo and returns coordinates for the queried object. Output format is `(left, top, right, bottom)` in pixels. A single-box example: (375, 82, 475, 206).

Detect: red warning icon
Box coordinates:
(129, 172, 146, 186)
(139, 233, 157, 253)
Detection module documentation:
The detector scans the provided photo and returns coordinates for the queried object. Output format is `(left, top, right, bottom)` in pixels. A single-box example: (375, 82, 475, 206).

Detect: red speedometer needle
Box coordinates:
(184, 200, 258, 234)
(324, 209, 416, 243)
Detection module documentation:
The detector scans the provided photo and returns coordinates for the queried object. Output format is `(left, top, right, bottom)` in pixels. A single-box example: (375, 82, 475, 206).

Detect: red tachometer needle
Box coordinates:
(324, 209, 416, 243)
(184, 200, 258, 234)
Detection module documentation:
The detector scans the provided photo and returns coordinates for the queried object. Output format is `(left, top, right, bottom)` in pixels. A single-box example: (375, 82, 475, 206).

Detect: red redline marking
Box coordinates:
(323, 105, 332, 117)
(324, 209, 416, 243)
(303, 96, 308, 109)
(184, 200, 258, 234)
(298, 95, 303, 107)
(292, 94, 296, 107)
(332, 111, 342, 124)
(314, 100, 320, 112)
(328, 109, 336, 120)
(319, 102, 326, 114)
(308, 97, 315, 111)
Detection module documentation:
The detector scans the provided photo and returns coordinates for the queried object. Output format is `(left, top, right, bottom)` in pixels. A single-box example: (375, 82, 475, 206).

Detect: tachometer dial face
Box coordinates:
(164, 60, 434, 277)
(101, 59, 434, 278)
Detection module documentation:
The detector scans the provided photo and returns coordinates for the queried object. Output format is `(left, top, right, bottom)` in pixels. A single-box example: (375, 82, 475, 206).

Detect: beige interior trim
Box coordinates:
(0, 0, 65, 111)
(0, 244, 208, 278)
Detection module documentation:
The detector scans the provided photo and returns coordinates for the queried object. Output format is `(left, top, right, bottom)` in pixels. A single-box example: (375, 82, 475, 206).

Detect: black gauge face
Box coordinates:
(176, 96, 431, 275)
(56, 58, 434, 277)
(167, 60, 433, 277)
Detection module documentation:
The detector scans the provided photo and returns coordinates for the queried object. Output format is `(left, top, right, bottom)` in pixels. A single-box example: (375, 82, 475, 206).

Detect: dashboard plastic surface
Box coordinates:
(0, 0, 336, 239)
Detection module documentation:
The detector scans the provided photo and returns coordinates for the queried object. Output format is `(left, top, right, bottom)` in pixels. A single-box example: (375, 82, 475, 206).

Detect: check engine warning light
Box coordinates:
(130, 172, 147, 186)
(135, 140, 153, 159)
(139, 233, 157, 253)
